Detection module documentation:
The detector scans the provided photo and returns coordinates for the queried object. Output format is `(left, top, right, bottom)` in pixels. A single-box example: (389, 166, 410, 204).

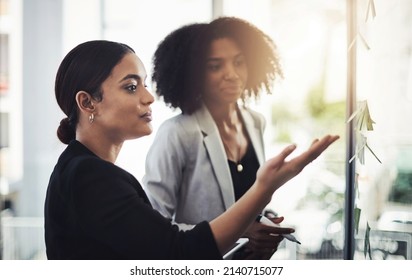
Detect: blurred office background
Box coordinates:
(0, 0, 411, 260)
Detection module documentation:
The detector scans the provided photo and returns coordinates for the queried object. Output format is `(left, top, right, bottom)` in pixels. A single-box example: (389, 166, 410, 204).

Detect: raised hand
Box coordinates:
(256, 135, 340, 194)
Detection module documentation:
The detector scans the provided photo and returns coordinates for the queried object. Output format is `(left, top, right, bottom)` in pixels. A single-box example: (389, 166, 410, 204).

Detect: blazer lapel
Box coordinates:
(194, 105, 235, 209)
(239, 107, 265, 165)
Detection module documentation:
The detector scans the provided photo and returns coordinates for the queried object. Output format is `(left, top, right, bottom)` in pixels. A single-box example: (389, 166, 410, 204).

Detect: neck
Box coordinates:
(76, 125, 122, 163)
(76, 136, 122, 163)
(207, 102, 247, 169)
(206, 102, 239, 128)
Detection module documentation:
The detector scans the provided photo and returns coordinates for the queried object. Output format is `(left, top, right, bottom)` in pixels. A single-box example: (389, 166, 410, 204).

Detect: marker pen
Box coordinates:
(256, 215, 301, 244)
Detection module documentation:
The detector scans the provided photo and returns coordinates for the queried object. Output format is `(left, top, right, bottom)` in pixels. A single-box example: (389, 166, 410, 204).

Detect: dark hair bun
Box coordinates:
(57, 118, 75, 144)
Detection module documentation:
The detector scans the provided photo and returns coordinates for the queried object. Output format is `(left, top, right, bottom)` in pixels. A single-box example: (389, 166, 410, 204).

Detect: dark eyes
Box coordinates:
(207, 63, 220, 71)
(125, 84, 137, 92)
(206, 58, 245, 72)
(234, 58, 245, 66)
(124, 81, 148, 93)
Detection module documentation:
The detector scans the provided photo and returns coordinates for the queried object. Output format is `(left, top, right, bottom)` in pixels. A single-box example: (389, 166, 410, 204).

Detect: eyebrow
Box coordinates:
(207, 53, 244, 62)
(118, 74, 145, 83)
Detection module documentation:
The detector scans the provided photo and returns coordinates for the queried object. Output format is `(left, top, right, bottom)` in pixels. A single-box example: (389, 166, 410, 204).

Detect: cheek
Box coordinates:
(206, 73, 221, 88)
(113, 102, 137, 122)
(239, 67, 248, 83)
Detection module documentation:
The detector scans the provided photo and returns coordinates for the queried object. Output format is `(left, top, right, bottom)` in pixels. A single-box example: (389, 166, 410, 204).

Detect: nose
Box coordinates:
(223, 64, 239, 80)
(142, 87, 155, 105)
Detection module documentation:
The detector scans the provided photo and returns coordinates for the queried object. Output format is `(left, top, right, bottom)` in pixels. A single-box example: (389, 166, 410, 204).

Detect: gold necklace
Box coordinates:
(221, 124, 244, 172)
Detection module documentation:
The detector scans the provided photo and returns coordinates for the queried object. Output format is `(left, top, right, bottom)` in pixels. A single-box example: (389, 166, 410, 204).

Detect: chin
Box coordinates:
(223, 96, 240, 104)
(130, 130, 152, 140)
(141, 127, 153, 137)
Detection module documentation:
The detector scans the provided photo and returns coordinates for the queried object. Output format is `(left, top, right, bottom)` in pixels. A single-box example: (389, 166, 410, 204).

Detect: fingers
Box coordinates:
(282, 135, 338, 166)
(246, 234, 284, 251)
(313, 135, 339, 158)
(278, 144, 297, 161)
(310, 135, 336, 151)
(245, 222, 291, 240)
(300, 135, 340, 164)
(318, 135, 340, 147)
(243, 221, 288, 256)
(261, 224, 295, 235)
(248, 222, 294, 241)
(257, 144, 297, 180)
(256, 134, 339, 193)
(311, 135, 339, 148)
(266, 144, 297, 170)
(311, 138, 319, 146)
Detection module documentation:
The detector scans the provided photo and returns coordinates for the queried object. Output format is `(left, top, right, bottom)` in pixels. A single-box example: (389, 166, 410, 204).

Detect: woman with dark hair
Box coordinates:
(45, 39, 338, 260)
(143, 17, 293, 259)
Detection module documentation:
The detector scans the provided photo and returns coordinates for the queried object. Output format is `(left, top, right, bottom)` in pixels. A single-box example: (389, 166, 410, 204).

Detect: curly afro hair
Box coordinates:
(152, 17, 283, 114)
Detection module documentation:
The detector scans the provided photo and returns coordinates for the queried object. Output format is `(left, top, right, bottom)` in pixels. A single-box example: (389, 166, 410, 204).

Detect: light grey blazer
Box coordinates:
(142, 104, 266, 230)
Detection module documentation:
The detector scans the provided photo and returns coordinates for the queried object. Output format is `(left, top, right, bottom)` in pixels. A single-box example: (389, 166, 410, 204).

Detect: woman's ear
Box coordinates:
(75, 91, 95, 113)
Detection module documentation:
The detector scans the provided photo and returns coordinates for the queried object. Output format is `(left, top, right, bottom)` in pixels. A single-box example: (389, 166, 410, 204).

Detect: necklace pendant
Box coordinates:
(237, 163, 243, 172)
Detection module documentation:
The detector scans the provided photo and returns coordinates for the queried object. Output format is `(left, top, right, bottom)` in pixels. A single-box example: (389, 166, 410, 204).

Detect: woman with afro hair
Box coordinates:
(143, 17, 290, 259)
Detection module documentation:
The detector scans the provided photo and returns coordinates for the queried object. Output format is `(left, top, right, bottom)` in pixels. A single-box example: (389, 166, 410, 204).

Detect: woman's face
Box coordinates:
(93, 52, 154, 142)
(203, 38, 248, 105)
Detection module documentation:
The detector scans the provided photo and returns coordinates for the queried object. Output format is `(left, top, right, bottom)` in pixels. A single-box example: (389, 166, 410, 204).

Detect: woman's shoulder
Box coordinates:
(158, 113, 197, 128)
(156, 113, 201, 138)
(241, 106, 266, 126)
(57, 141, 124, 178)
(149, 114, 204, 155)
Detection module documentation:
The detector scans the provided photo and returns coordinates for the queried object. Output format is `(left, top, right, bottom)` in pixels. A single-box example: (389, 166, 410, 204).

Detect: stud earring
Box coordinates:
(89, 113, 94, 124)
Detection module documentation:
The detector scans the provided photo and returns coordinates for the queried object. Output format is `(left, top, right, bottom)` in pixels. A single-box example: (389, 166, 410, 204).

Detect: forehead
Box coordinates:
(110, 52, 146, 80)
(208, 38, 242, 57)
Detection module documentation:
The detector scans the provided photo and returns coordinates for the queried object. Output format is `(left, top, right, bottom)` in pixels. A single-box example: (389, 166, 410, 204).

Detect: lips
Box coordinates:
(222, 85, 243, 94)
(140, 110, 152, 121)
(222, 83, 243, 91)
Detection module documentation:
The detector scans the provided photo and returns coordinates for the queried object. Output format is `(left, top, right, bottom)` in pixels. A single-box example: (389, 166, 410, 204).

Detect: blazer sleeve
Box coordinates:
(70, 156, 221, 259)
(142, 118, 196, 230)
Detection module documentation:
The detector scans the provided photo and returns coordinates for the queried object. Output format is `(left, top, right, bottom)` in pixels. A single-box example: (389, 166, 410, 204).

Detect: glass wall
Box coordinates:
(352, 0, 412, 260)
(219, 0, 412, 260)
(219, 0, 347, 259)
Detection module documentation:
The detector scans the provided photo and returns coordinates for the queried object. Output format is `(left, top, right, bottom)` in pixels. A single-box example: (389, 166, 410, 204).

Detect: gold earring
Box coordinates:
(89, 113, 94, 124)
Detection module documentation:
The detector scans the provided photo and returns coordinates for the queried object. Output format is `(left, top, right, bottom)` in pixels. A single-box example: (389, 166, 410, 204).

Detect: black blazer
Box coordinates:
(44, 140, 221, 260)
